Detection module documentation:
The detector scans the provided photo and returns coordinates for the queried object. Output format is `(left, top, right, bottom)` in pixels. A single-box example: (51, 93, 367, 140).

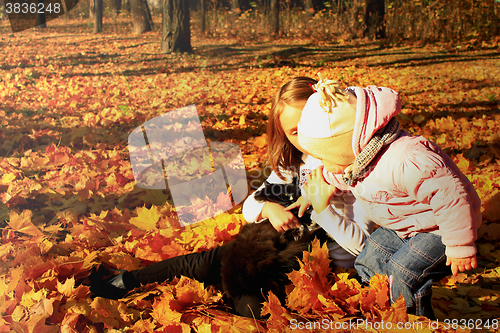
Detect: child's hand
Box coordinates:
(303, 166, 338, 214)
(446, 255, 477, 276)
(284, 196, 311, 218)
(261, 202, 301, 232)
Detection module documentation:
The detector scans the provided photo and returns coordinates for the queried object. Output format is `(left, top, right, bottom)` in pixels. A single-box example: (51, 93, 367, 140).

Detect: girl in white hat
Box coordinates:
(294, 74, 481, 318)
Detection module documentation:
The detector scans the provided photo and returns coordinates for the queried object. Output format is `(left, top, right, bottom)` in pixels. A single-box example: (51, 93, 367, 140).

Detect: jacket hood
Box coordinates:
(350, 86, 401, 157)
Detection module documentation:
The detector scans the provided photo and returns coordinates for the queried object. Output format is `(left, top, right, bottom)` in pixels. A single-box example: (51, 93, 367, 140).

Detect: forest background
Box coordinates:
(1, 0, 500, 332)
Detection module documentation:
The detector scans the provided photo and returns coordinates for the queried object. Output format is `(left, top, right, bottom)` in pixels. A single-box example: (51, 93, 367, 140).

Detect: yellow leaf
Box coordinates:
(12, 305, 26, 322)
(105, 173, 118, 187)
(89, 298, 120, 329)
(461, 132, 476, 149)
(0, 172, 16, 184)
(130, 206, 160, 230)
(57, 277, 75, 297)
(239, 114, 246, 125)
(7, 210, 43, 238)
(39, 239, 53, 255)
(83, 251, 99, 269)
(89, 298, 138, 329)
(243, 93, 256, 104)
(20, 289, 47, 309)
(134, 247, 162, 261)
(453, 154, 471, 174)
(29, 297, 55, 318)
(317, 294, 344, 317)
(254, 134, 267, 149)
(107, 252, 141, 271)
(65, 300, 91, 316)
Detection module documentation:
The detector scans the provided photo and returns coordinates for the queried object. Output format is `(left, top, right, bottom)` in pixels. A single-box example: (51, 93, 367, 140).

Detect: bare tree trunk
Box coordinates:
(488, 0, 498, 36)
(161, 0, 192, 53)
(269, 0, 279, 37)
(364, 0, 386, 39)
(94, 0, 103, 33)
(63, 0, 79, 19)
(111, 0, 122, 17)
(35, 0, 47, 29)
(90, 0, 95, 19)
(200, 0, 206, 34)
(122, 0, 131, 13)
(305, 0, 313, 17)
(61, 0, 69, 20)
(230, 0, 239, 32)
(231, 0, 240, 17)
(130, 0, 153, 33)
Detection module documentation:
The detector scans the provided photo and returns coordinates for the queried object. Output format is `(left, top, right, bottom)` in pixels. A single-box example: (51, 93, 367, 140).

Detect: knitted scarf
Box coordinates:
(342, 117, 401, 186)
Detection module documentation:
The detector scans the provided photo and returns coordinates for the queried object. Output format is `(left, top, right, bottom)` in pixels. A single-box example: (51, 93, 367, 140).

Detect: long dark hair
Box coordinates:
(266, 77, 317, 180)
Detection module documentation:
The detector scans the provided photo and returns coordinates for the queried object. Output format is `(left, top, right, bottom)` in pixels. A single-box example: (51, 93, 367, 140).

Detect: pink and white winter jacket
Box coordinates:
(322, 86, 482, 259)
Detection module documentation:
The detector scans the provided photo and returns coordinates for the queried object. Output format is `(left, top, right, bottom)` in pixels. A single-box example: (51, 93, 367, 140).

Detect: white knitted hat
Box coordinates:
(298, 76, 357, 166)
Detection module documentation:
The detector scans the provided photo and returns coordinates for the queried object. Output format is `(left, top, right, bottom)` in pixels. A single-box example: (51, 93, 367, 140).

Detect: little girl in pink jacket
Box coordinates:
(293, 74, 481, 319)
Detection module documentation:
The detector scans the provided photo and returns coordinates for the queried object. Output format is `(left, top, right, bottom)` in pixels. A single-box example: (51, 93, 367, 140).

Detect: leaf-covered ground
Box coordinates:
(1, 17, 500, 332)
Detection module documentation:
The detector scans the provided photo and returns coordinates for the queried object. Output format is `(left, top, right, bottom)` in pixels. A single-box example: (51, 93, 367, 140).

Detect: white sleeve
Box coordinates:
(242, 170, 294, 223)
(311, 193, 373, 257)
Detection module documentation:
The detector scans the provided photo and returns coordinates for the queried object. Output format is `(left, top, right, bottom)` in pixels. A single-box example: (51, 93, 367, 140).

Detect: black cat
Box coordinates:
(220, 177, 330, 318)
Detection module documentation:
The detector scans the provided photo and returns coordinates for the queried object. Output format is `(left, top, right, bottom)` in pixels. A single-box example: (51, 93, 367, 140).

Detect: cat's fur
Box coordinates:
(220, 178, 331, 318)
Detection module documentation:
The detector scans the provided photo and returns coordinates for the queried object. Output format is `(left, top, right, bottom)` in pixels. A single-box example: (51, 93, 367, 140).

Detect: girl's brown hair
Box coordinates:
(267, 77, 317, 180)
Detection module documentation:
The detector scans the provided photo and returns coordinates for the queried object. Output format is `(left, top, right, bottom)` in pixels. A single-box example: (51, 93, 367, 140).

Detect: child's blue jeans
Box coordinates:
(354, 227, 451, 319)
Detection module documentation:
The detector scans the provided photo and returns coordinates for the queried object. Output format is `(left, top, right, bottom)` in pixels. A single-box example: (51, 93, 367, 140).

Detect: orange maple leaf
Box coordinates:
(286, 270, 319, 314)
(60, 312, 81, 333)
(105, 252, 141, 271)
(57, 277, 76, 298)
(369, 273, 390, 309)
(89, 297, 137, 329)
(29, 297, 55, 318)
(299, 238, 332, 290)
(261, 291, 293, 331)
(317, 294, 345, 318)
(329, 273, 362, 300)
(381, 294, 407, 323)
(151, 294, 182, 326)
(7, 210, 43, 238)
(453, 154, 472, 174)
